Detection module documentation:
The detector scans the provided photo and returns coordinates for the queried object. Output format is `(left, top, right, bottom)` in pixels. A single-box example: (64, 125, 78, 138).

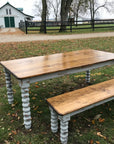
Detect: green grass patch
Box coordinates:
(0, 37, 114, 144)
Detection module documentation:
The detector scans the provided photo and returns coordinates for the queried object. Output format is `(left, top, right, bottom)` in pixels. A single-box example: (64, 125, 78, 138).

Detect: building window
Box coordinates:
(6, 9, 8, 15)
(9, 9, 11, 15)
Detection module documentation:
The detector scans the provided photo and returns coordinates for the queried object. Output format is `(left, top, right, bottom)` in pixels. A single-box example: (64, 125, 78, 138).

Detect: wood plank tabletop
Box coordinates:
(0, 49, 114, 79)
(47, 79, 114, 115)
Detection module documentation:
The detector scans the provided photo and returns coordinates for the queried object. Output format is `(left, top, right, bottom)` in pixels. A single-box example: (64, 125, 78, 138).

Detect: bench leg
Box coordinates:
(49, 106, 58, 133)
(60, 120, 69, 144)
(20, 80, 31, 129)
(59, 115, 70, 144)
(4, 68, 14, 104)
(86, 70, 90, 83)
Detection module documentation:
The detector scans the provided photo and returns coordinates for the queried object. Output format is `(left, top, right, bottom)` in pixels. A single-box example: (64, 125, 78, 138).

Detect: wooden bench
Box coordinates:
(47, 79, 114, 144)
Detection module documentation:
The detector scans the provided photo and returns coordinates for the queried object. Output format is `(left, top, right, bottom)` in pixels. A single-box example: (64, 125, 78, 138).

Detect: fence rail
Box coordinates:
(19, 19, 114, 34)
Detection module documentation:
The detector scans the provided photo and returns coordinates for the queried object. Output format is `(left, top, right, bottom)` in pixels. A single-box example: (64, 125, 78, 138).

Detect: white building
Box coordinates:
(0, 2, 33, 28)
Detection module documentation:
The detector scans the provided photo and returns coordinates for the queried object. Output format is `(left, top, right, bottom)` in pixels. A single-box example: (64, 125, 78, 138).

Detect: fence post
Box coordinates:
(92, 19, 95, 31)
(44, 20, 47, 34)
(25, 21, 28, 34)
(70, 20, 72, 32)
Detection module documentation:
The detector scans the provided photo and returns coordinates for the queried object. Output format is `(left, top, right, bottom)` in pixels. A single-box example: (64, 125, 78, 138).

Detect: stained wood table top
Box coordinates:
(0, 49, 114, 79)
(47, 79, 114, 115)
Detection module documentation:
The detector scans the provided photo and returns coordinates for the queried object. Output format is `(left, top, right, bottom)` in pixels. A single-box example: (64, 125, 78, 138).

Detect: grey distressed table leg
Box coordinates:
(59, 115, 70, 144)
(19, 80, 31, 129)
(60, 120, 69, 144)
(49, 106, 58, 133)
(4, 68, 14, 104)
(86, 70, 90, 83)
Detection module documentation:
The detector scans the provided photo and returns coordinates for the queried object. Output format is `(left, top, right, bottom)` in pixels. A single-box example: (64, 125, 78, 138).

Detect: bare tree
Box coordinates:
(48, 0, 61, 21)
(40, 0, 47, 33)
(85, 0, 110, 30)
(59, 0, 73, 32)
(33, 0, 42, 20)
(71, 0, 88, 25)
(88, 0, 109, 20)
(34, 0, 50, 20)
(104, 0, 114, 14)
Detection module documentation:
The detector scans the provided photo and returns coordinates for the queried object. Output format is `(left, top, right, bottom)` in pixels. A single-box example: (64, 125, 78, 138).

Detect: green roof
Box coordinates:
(17, 8, 23, 12)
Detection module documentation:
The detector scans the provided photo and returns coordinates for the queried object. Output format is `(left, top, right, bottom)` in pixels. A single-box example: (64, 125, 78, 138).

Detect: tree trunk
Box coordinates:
(40, 0, 47, 33)
(59, 0, 73, 32)
(90, 0, 95, 31)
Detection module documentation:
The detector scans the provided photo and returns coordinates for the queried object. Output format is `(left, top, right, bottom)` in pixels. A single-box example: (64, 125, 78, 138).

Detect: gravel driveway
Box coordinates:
(0, 28, 114, 43)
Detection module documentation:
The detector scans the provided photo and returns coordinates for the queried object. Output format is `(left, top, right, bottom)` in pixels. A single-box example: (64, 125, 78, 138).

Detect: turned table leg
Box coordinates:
(4, 68, 14, 104)
(86, 70, 90, 83)
(19, 80, 31, 129)
(49, 106, 58, 133)
(59, 115, 70, 144)
(60, 119, 69, 144)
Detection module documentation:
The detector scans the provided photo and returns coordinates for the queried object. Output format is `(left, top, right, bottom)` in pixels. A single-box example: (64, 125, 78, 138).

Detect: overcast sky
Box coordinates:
(0, 0, 36, 17)
(0, 0, 114, 20)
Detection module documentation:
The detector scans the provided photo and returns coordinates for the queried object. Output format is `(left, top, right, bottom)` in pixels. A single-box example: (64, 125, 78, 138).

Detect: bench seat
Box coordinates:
(47, 79, 114, 144)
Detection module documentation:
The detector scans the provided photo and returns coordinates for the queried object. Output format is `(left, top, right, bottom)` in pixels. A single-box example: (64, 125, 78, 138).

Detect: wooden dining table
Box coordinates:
(0, 49, 114, 129)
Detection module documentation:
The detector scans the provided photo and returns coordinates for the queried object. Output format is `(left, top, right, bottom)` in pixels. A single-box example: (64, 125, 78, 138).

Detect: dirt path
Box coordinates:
(0, 28, 114, 43)
(0, 28, 24, 35)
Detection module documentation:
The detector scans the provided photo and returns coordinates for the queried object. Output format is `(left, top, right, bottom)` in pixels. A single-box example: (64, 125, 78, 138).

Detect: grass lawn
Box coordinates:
(0, 37, 114, 144)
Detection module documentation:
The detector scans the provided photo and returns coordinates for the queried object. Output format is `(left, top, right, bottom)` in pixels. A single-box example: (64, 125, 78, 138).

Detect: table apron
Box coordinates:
(18, 60, 114, 84)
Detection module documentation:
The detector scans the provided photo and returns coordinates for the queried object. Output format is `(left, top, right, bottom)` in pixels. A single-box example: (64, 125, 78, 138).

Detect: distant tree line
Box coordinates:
(33, 0, 114, 32)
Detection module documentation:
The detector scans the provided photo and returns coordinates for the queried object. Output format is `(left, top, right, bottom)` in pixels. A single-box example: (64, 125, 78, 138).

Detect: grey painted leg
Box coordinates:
(49, 107, 58, 133)
(60, 120, 69, 144)
(4, 68, 14, 104)
(20, 80, 31, 129)
(86, 70, 90, 83)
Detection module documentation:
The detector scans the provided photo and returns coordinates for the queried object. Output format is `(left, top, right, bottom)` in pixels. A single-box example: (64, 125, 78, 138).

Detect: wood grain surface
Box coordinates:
(47, 79, 114, 115)
(0, 49, 114, 79)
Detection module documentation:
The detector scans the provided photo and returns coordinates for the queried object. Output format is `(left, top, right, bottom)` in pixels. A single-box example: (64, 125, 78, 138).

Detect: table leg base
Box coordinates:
(20, 81, 31, 129)
(86, 70, 90, 83)
(4, 68, 14, 104)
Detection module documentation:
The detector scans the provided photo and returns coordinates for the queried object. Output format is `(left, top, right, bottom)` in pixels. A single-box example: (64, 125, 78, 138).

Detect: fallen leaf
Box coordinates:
(90, 139, 93, 144)
(12, 113, 18, 117)
(13, 89, 16, 92)
(18, 116, 20, 120)
(92, 120, 95, 124)
(96, 141, 100, 144)
(11, 104, 15, 107)
(72, 119, 76, 123)
(34, 106, 39, 111)
(109, 108, 111, 111)
(11, 102, 17, 107)
(32, 97, 36, 100)
(41, 132, 47, 134)
(10, 120, 14, 123)
(16, 141, 20, 144)
(4, 140, 10, 144)
(12, 130, 17, 135)
(97, 132, 106, 139)
(8, 133, 12, 136)
(7, 113, 10, 116)
(37, 111, 43, 114)
(35, 85, 39, 88)
(99, 118, 105, 123)
(94, 114, 101, 120)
